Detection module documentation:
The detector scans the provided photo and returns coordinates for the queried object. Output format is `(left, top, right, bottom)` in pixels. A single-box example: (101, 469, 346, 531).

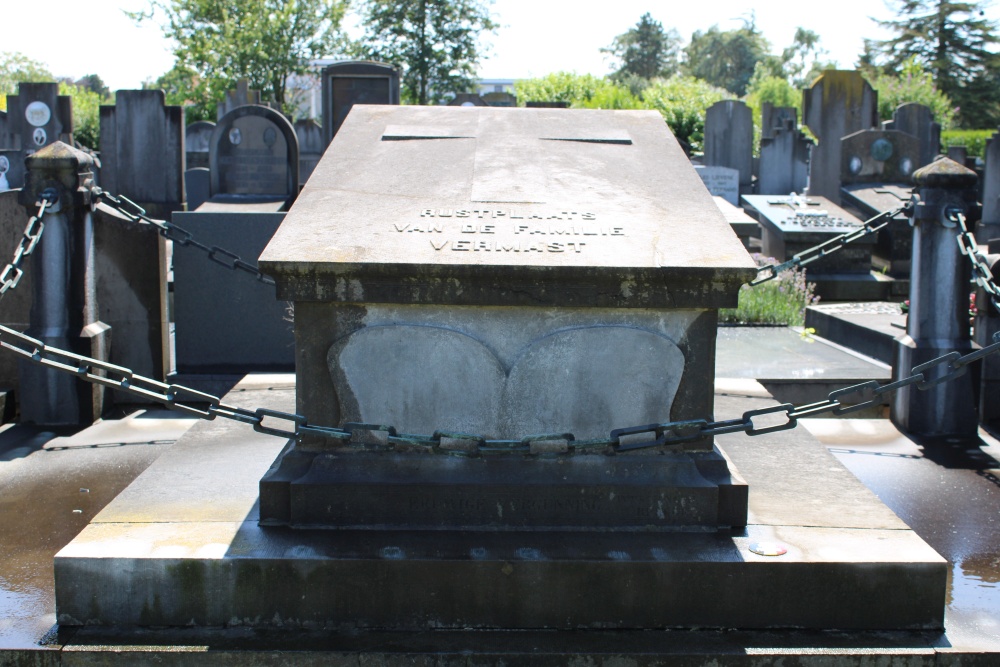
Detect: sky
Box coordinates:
(5, 0, 1000, 91)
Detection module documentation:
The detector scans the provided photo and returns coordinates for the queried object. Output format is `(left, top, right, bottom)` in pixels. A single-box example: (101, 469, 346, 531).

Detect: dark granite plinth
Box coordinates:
(259, 447, 748, 531)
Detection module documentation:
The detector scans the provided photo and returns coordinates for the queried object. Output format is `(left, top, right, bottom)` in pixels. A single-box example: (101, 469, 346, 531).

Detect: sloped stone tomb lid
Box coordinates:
(260, 106, 756, 308)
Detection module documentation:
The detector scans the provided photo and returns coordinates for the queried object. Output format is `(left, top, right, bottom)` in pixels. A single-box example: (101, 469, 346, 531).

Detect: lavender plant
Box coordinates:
(719, 254, 819, 326)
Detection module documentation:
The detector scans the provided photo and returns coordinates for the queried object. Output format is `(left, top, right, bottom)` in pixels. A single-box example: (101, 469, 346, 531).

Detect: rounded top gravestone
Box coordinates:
(209, 105, 299, 199)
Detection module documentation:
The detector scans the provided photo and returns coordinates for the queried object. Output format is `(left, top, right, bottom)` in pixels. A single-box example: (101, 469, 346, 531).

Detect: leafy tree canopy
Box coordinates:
(355, 0, 497, 105)
(865, 56, 957, 128)
(681, 19, 769, 96)
(0, 51, 53, 97)
(869, 0, 1000, 126)
(133, 0, 348, 119)
(602, 12, 682, 82)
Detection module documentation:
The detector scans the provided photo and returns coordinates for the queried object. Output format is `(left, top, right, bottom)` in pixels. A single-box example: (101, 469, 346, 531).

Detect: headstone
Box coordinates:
(758, 118, 812, 196)
(703, 100, 753, 191)
(947, 144, 968, 165)
(216, 78, 280, 120)
(483, 91, 517, 107)
(0, 150, 24, 192)
(0, 110, 14, 148)
(185, 120, 215, 170)
(321, 60, 401, 146)
(171, 205, 292, 377)
(209, 104, 299, 199)
(761, 103, 798, 141)
(982, 131, 1000, 238)
(892, 103, 940, 169)
(840, 182, 914, 281)
(526, 101, 569, 108)
(803, 70, 879, 201)
(742, 193, 883, 300)
(694, 165, 739, 205)
(449, 93, 488, 106)
(97, 90, 186, 395)
(184, 167, 211, 212)
(3, 82, 74, 187)
(294, 118, 324, 183)
(840, 129, 920, 185)
(259, 106, 755, 538)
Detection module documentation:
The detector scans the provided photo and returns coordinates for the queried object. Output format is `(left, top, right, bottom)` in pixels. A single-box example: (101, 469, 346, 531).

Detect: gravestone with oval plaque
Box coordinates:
(209, 105, 299, 199)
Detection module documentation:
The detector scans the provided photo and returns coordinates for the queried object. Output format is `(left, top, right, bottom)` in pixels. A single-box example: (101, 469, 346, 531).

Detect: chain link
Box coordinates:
(750, 202, 913, 286)
(0, 188, 57, 297)
(5, 189, 1000, 457)
(954, 210, 1000, 314)
(3, 318, 999, 457)
(92, 188, 275, 286)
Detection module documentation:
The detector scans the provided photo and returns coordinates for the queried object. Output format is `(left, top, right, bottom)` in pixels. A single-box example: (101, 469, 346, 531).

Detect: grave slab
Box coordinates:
(741, 193, 887, 300)
(53, 379, 946, 632)
(804, 302, 906, 365)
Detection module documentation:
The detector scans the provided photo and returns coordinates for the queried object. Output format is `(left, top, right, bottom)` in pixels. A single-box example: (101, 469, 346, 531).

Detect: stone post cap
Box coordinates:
(20, 141, 96, 209)
(913, 156, 977, 189)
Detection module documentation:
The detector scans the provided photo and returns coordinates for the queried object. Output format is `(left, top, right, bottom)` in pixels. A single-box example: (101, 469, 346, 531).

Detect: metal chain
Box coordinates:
(3, 319, 999, 457)
(91, 187, 275, 286)
(750, 202, 913, 286)
(954, 210, 1000, 313)
(0, 188, 57, 297)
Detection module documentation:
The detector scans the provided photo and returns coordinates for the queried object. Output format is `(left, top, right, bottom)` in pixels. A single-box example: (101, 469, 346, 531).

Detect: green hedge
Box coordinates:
(940, 129, 994, 159)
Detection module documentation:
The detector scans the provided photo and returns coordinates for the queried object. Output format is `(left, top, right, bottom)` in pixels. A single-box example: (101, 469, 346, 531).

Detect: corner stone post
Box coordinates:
(891, 157, 980, 440)
(17, 141, 109, 425)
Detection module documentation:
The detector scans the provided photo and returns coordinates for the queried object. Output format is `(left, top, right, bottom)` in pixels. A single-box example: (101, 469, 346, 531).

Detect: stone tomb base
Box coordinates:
(53, 377, 946, 632)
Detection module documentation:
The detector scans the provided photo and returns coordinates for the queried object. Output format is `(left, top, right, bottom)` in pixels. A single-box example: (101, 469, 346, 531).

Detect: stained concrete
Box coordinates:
(54, 376, 944, 633)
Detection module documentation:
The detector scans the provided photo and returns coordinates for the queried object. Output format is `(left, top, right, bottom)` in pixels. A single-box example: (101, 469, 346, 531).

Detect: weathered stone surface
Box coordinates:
(185, 120, 215, 170)
(803, 71, 879, 200)
(321, 61, 401, 145)
(892, 102, 941, 169)
(210, 105, 299, 198)
(841, 129, 920, 184)
(54, 381, 947, 631)
(703, 100, 753, 188)
(260, 106, 755, 308)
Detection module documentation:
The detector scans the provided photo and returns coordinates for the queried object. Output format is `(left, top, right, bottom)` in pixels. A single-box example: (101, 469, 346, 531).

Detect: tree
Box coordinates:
(870, 0, 1000, 126)
(356, 0, 497, 105)
(0, 51, 53, 95)
(133, 0, 348, 117)
(681, 20, 769, 96)
(866, 57, 957, 128)
(75, 74, 110, 98)
(601, 13, 682, 82)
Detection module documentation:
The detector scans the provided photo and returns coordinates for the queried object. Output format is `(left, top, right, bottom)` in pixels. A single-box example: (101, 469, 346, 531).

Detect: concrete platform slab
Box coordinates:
(805, 301, 907, 364)
(54, 380, 946, 634)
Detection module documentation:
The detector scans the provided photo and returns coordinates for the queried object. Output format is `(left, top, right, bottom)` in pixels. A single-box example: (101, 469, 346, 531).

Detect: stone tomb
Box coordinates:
(259, 106, 755, 536)
(53, 106, 948, 635)
(741, 193, 885, 300)
(209, 104, 298, 200)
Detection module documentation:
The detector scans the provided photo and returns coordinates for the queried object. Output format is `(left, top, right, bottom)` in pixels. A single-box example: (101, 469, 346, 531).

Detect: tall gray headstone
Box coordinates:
(892, 102, 940, 169)
(321, 60, 400, 146)
(803, 70, 879, 201)
(982, 130, 1000, 237)
(185, 120, 215, 170)
(3, 82, 74, 188)
(98, 89, 186, 395)
(704, 100, 753, 190)
(209, 105, 299, 199)
(758, 119, 812, 196)
(761, 103, 798, 141)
